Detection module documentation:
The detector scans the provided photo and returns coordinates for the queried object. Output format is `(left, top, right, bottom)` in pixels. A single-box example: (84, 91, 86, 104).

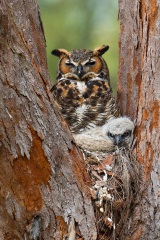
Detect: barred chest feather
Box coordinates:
(52, 79, 120, 133)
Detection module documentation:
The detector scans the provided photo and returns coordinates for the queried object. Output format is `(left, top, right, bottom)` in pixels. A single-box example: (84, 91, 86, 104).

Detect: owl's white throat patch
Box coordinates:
(76, 81, 87, 93)
(75, 104, 88, 121)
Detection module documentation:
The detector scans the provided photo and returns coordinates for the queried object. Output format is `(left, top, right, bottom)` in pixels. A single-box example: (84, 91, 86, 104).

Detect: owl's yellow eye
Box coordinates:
(85, 60, 96, 66)
(65, 60, 74, 67)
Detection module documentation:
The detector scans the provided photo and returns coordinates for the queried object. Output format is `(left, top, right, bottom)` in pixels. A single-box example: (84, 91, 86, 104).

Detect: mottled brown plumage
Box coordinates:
(51, 45, 120, 133)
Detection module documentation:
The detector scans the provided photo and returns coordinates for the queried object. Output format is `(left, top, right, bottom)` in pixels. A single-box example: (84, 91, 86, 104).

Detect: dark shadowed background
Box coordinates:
(38, 0, 119, 93)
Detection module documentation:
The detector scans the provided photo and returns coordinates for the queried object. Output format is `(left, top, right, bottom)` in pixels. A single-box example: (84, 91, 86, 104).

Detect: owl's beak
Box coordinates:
(77, 64, 84, 78)
(113, 135, 122, 146)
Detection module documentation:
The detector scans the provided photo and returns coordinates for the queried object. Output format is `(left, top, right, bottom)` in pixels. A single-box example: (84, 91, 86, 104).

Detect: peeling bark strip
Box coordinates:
(0, 1, 97, 239)
(118, 0, 160, 239)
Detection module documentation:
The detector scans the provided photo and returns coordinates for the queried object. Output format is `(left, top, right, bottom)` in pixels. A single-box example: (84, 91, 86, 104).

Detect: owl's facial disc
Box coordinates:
(60, 54, 103, 80)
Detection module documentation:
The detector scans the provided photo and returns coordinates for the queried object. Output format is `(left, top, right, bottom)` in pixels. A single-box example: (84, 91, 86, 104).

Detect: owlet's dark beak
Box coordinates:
(77, 64, 84, 78)
(113, 135, 122, 146)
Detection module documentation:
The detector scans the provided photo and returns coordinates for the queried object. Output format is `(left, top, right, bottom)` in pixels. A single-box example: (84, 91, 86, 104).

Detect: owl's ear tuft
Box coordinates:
(93, 45, 109, 56)
(51, 49, 70, 58)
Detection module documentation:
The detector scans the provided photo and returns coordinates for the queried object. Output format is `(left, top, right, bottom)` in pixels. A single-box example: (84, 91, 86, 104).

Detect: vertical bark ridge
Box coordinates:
(118, 0, 160, 239)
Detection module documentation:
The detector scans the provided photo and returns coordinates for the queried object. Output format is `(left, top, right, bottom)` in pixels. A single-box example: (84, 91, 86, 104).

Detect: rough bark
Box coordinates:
(0, 1, 97, 239)
(118, 0, 160, 239)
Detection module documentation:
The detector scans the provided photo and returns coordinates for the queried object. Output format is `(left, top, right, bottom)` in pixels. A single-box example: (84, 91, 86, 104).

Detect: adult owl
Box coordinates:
(51, 45, 120, 134)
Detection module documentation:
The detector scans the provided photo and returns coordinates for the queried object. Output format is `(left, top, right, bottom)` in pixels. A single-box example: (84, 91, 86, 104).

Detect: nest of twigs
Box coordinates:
(83, 148, 140, 240)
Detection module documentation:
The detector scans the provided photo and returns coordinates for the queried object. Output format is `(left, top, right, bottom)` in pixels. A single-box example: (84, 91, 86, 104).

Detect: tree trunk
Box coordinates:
(118, 0, 160, 239)
(0, 1, 97, 239)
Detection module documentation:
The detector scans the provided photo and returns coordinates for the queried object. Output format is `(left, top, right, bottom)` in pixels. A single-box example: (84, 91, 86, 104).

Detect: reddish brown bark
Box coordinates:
(118, 0, 160, 239)
(0, 1, 96, 239)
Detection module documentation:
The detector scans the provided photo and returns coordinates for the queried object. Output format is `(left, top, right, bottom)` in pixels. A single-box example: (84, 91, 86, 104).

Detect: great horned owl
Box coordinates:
(73, 117, 134, 159)
(51, 45, 120, 133)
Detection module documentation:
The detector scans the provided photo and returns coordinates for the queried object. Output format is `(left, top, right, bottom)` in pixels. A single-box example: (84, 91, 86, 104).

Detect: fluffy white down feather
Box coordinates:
(73, 126, 114, 153)
(73, 117, 134, 153)
(102, 117, 134, 136)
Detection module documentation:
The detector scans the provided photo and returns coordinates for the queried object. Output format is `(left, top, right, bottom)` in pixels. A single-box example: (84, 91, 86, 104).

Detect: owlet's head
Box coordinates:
(102, 117, 135, 149)
(51, 45, 110, 81)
